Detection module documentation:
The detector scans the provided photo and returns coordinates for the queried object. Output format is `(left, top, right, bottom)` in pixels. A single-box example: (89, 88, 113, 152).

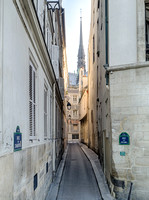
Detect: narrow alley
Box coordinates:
(57, 143, 101, 200)
(1, 0, 149, 199)
(46, 143, 113, 200)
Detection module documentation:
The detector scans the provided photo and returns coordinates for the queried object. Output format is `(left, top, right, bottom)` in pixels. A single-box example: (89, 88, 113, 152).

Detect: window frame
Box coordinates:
(29, 62, 37, 139)
(93, 35, 95, 63)
(72, 134, 79, 139)
(44, 82, 48, 138)
(73, 110, 78, 118)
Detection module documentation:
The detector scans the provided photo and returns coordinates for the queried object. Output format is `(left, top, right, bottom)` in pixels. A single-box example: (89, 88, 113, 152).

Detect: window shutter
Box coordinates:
(44, 87, 48, 137)
(29, 65, 36, 137)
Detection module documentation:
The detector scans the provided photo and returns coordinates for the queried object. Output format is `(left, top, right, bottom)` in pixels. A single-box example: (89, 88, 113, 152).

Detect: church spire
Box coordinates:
(77, 9, 86, 75)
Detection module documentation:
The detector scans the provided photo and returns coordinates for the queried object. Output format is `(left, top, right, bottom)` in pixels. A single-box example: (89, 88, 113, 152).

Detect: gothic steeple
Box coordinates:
(77, 10, 86, 75)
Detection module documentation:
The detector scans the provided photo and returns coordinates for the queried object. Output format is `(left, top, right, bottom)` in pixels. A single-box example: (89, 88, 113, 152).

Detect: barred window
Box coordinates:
(29, 64, 36, 137)
(44, 84, 48, 137)
(72, 134, 79, 139)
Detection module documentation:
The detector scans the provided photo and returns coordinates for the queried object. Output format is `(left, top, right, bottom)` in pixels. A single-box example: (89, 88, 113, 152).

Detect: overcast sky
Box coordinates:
(62, 0, 91, 73)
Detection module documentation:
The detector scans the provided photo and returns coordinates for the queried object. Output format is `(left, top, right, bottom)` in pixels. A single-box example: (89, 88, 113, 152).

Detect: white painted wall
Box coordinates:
(109, 0, 137, 66)
(0, 0, 64, 199)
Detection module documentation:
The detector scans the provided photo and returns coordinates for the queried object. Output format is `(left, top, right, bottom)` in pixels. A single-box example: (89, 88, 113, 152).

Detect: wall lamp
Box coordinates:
(67, 102, 71, 110)
(47, 0, 60, 12)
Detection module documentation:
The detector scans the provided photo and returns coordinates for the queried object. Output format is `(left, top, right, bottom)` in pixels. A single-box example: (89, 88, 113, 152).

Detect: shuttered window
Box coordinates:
(50, 92, 52, 139)
(29, 64, 36, 137)
(44, 84, 48, 137)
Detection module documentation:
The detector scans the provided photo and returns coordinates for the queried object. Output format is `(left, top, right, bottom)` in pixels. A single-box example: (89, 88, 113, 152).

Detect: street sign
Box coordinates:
(119, 132, 130, 145)
(120, 151, 126, 156)
(14, 126, 22, 151)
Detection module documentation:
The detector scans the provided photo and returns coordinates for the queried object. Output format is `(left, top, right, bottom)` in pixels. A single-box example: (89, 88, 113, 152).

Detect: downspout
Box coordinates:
(104, 0, 109, 85)
(52, 83, 56, 177)
(0, 0, 3, 144)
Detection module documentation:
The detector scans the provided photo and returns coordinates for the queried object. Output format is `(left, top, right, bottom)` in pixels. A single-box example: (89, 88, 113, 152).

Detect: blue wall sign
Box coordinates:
(14, 132, 22, 151)
(119, 132, 130, 145)
(120, 151, 126, 156)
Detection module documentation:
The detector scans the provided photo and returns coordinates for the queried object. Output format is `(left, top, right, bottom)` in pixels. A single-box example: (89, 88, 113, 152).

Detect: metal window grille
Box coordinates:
(72, 134, 79, 139)
(29, 65, 36, 137)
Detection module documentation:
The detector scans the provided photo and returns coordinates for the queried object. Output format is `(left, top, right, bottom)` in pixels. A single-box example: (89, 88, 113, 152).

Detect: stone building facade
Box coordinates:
(0, 0, 66, 199)
(66, 86, 80, 142)
(87, 0, 149, 199)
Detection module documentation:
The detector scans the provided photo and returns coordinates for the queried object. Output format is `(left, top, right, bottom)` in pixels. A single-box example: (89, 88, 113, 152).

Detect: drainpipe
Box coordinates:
(52, 83, 56, 177)
(128, 182, 133, 200)
(0, 0, 4, 144)
(104, 0, 109, 85)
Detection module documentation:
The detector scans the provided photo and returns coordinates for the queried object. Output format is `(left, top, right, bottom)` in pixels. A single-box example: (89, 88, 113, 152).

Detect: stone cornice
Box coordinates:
(107, 62, 149, 72)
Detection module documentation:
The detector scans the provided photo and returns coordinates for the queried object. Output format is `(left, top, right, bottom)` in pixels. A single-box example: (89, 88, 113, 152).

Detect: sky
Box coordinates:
(62, 0, 91, 73)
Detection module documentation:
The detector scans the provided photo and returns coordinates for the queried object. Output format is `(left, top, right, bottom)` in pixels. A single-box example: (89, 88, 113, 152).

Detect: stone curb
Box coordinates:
(80, 143, 115, 200)
(45, 145, 68, 200)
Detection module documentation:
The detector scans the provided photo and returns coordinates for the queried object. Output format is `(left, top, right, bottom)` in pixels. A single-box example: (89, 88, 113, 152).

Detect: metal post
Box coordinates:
(128, 182, 133, 200)
(0, 0, 4, 144)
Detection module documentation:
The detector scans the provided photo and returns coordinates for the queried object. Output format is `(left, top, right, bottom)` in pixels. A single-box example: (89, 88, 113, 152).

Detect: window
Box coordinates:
(44, 84, 48, 137)
(93, 9, 95, 26)
(50, 92, 52, 138)
(72, 134, 79, 139)
(98, 0, 100, 9)
(55, 104, 58, 138)
(73, 110, 77, 117)
(29, 64, 36, 137)
(34, 174, 38, 191)
(73, 95, 77, 103)
(93, 36, 95, 63)
(73, 124, 78, 132)
(97, 18, 100, 57)
(146, 3, 149, 60)
(43, 8, 46, 36)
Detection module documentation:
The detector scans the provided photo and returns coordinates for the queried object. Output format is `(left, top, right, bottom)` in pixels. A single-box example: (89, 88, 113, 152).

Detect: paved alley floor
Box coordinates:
(56, 143, 102, 200)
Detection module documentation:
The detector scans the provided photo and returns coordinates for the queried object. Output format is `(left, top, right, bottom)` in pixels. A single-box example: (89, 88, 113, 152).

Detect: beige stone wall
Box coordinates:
(88, 0, 99, 152)
(109, 64, 149, 199)
(66, 86, 80, 142)
(88, 0, 149, 199)
(0, 143, 53, 200)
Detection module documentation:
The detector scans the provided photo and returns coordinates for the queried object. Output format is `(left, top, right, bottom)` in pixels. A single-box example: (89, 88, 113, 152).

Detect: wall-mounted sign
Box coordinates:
(119, 132, 130, 145)
(14, 126, 22, 152)
(16, 126, 20, 133)
(120, 151, 126, 156)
